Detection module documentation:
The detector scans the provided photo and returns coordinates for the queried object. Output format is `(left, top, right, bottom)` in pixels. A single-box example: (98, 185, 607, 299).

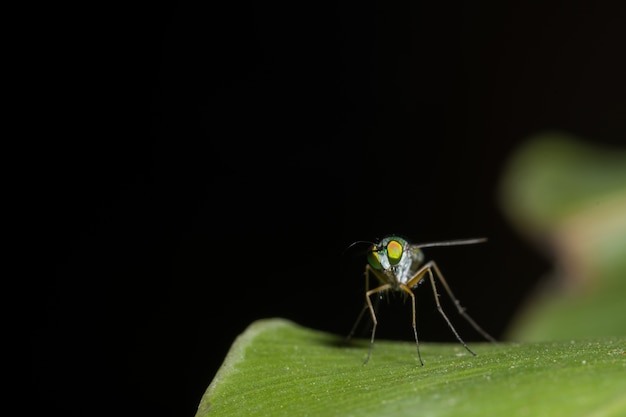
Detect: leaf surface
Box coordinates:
(196, 318, 626, 417)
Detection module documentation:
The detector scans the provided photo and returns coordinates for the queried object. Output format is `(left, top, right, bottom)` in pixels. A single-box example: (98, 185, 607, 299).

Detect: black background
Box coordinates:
(32, 2, 625, 417)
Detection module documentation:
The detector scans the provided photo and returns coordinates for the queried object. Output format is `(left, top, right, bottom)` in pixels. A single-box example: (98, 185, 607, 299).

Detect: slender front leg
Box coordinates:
(346, 304, 368, 343)
(363, 283, 392, 364)
(399, 284, 424, 366)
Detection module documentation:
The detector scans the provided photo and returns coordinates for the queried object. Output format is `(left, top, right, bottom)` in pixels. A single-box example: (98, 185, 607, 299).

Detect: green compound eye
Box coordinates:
(387, 240, 403, 265)
(367, 250, 383, 270)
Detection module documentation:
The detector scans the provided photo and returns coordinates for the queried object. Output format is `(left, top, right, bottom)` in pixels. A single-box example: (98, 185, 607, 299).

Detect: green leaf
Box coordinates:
(498, 132, 626, 341)
(195, 318, 626, 417)
(498, 131, 626, 240)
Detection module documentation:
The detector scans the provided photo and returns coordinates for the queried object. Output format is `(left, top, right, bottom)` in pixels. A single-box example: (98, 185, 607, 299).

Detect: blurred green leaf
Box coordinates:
(498, 132, 626, 341)
(498, 132, 626, 239)
(195, 318, 626, 417)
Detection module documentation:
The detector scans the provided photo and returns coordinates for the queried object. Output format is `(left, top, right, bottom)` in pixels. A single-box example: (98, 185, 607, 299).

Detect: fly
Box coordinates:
(346, 235, 497, 365)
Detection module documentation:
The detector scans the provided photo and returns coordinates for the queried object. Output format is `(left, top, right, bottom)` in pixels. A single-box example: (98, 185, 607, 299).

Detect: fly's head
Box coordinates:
(367, 236, 423, 283)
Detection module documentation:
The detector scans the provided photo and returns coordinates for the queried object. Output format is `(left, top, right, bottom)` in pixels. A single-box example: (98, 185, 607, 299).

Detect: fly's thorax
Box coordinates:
(403, 248, 425, 284)
(409, 248, 425, 271)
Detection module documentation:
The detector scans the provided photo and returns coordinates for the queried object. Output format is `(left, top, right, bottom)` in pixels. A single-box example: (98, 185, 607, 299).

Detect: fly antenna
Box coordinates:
(341, 240, 376, 257)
